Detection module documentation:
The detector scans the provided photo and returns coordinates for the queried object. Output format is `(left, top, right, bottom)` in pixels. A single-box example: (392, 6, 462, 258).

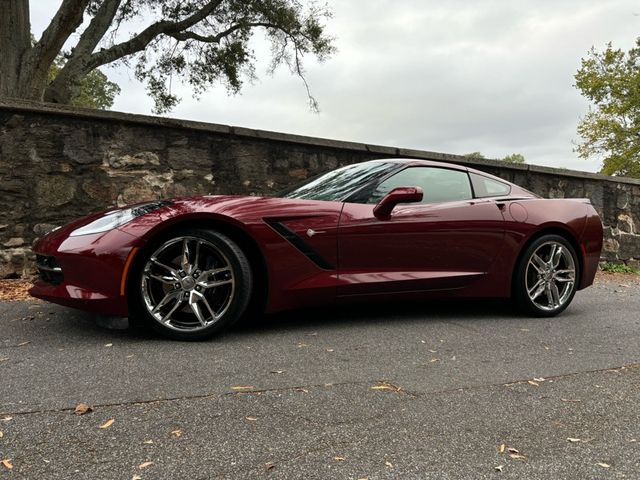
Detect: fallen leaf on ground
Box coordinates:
(17, 341, 30, 347)
(370, 382, 401, 392)
(498, 444, 506, 453)
(428, 349, 437, 353)
(596, 462, 611, 468)
(1, 459, 13, 470)
(98, 419, 114, 429)
(527, 380, 539, 386)
(0, 279, 33, 301)
(171, 429, 182, 437)
(2, 417, 12, 422)
(533, 377, 545, 382)
(567, 437, 593, 444)
(74, 403, 93, 415)
(509, 454, 527, 461)
(104, 343, 113, 347)
(270, 370, 285, 374)
(507, 448, 519, 454)
(138, 461, 153, 469)
(231, 386, 254, 390)
(132, 475, 142, 480)
(326, 348, 334, 352)
(143, 440, 153, 444)
(334, 456, 346, 461)
(295, 388, 309, 393)
(385, 461, 393, 468)
(0, 358, 8, 362)
(265, 462, 276, 470)
(430, 358, 440, 363)
(245, 416, 258, 421)
(495, 465, 504, 472)
(297, 343, 309, 348)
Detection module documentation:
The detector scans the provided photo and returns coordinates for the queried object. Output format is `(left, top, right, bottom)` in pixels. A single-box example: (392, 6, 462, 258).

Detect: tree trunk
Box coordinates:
(43, 70, 81, 104)
(0, 0, 31, 98)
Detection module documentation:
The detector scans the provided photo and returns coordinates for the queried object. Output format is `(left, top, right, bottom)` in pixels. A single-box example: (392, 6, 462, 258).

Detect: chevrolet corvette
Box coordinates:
(30, 159, 603, 339)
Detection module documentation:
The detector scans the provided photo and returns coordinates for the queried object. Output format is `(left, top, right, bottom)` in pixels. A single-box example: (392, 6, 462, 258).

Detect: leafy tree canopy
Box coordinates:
(464, 152, 526, 164)
(501, 153, 525, 164)
(46, 49, 120, 109)
(575, 39, 640, 178)
(1, 0, 335, 113)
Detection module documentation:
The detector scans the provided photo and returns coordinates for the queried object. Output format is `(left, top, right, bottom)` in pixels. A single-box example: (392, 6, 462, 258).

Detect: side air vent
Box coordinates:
(36, 255, 63, 285)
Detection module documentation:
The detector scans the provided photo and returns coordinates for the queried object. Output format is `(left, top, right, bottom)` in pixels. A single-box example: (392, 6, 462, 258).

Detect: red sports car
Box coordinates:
(30, 159, 603, 340)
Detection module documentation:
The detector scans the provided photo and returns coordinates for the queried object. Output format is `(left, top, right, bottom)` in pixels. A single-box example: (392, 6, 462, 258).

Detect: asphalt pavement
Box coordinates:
(0, 276, 639, 479)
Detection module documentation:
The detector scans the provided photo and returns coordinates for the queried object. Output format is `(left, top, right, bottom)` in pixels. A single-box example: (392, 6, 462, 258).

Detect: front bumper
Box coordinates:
(29, 227, 144, 317)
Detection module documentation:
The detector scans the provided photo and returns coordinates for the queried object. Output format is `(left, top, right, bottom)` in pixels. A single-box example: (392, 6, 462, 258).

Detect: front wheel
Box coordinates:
(131, 229, 252, 340)
(513, 234, 579, 317)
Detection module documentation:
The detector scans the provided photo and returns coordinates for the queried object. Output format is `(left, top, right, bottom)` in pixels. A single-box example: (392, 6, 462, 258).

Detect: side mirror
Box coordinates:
(373, 186, 423, 220)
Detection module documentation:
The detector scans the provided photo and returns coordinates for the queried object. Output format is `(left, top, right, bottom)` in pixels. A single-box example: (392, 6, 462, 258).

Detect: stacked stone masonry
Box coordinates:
(1, 99, 639, 278)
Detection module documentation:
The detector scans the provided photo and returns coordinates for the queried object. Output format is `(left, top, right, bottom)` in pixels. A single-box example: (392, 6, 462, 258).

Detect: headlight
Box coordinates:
(69, 201, 171, 237)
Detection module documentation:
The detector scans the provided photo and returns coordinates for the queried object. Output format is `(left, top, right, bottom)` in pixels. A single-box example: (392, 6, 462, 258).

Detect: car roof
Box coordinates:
(367, 158, 510, 182)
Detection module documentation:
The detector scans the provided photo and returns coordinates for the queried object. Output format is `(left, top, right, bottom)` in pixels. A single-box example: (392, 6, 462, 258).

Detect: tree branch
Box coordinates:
(33, 0, 90, 71)
(69, 0, 122, 61)
(45, 0, 122, 103)
(167, 21, 279, 43)
(86, 0, 224, 70)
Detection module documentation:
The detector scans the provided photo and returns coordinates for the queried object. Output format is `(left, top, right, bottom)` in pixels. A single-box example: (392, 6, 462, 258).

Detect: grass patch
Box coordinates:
(600, 262, 640, 275)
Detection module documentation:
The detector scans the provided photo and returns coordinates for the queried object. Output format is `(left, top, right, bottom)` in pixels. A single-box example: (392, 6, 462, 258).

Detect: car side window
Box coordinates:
(470, 173, 511, 198)
(367, 167, 473, 204)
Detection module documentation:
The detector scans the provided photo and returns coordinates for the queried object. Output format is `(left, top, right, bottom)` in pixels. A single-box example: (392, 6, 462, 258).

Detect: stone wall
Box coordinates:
(1, 99, 639, 278)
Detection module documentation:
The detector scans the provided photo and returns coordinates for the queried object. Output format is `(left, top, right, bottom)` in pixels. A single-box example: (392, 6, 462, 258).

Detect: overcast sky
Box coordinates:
(31, 1, 640, 172)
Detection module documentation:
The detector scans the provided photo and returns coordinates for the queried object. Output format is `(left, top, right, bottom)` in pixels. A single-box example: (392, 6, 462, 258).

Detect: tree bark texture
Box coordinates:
(0, 0, 31, 98)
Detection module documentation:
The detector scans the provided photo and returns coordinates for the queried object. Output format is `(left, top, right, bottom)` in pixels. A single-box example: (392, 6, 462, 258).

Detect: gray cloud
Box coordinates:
(30, 0, 640, 172)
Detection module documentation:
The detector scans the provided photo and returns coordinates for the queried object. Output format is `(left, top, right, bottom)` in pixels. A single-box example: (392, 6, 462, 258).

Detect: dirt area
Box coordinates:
(1, 270, 638, 302)
(595, 270, 640, 284)
(0, 279, 34, 301)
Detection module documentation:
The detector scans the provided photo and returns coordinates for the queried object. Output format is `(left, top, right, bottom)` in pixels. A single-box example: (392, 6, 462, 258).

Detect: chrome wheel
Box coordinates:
(525, 241, 576, 311)
(141, 236, 235, 332)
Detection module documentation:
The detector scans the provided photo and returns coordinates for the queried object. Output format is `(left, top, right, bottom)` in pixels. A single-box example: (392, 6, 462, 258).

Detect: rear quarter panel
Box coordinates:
(492, 198, 601, 295)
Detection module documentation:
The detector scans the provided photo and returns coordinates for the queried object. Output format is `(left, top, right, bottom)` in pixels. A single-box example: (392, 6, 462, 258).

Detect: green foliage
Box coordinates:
(32, 32, 120, 109)
(502, 153, 525, 164)
(48, 58, 120, 109)
(70, 69, 121, 110)
(600, 262, 640, 275)
(464, 152, 526, 164)
(575, 39, 640, 178)
(123, 0, 336, 113)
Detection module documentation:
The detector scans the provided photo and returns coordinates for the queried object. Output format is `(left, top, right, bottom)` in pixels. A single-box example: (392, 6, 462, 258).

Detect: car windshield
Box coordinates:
(276, 161, 396, 201)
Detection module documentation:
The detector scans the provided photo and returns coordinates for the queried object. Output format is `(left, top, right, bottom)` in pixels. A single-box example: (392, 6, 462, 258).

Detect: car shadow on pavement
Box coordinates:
(231, 297, 519, 337)
(12, 296, 567, 341)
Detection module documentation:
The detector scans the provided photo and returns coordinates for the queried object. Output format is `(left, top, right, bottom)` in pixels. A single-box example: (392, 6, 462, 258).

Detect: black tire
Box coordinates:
(129, 228, 252, 340)
(513, 234, 579, 317)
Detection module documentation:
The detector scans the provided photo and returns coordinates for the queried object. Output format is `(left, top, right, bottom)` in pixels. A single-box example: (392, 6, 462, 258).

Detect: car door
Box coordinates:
(337, 166, 506, 296)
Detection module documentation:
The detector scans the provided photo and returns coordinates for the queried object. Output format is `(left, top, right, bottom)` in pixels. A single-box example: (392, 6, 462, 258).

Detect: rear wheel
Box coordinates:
(514, 234, 579, 317)
(132, 229, 252, 340)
